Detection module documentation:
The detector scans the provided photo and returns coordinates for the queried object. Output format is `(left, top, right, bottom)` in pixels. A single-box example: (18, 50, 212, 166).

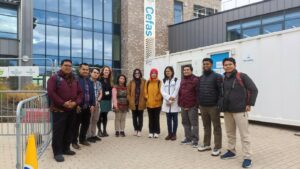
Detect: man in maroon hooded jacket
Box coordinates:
(47, 59, 83, 162)
(178, 65, 200, 147)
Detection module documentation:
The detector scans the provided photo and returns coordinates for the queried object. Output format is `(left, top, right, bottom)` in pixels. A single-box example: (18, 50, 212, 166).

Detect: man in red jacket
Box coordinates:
(178, 65, 200, 148)
(47, 59, 83, 162)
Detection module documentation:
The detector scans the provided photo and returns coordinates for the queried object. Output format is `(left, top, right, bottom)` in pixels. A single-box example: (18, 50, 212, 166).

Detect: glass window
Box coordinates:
(46, 0, 58, 12)
(33, 24, 45, 55)
(262, 14, 284, 25)
(59, 0, 71, 14)
(59, 14, 71, 28)
(71, 0, 82, 17)
(83, 31, 93, 64)
(174, 1, 183, 24)
(94, 0, 103, 20)
(83, 0, 93, 19)
(242, 27, 260, 38)
(94, 20, 103, 32)
(263, 23, 282, 34)
(104, 34, 112, 60)
(46, 25, 58, 56)
(0, 14, 17, 37)
(0, 6, 17, 16)
(113, 0, 121, 24)
(71, 16, 82, 29)
(193, 5, 217, 19)
(113, 23, 120, 35)
(94, 32, 103, 61)
(286, 10, 300, 20)
(285, 18, 300, 29)
(104, 22, 113, 34)
(94, 59, 103, 66)
(34, 0, 46, 10)
(104, 0, 112, 22)
(227, 23, 241, 41)
(33, 54, 46, 75)
(242, 20, 260, 29)
(72, 57, 82, 66)
(83, 18, 93, 31)
(46, 12, 58, 26)
(104, 60, 112, 67)
(71, 29, 82, 58)
(34, 10, 46, 24)
(59, 27, 71, 57)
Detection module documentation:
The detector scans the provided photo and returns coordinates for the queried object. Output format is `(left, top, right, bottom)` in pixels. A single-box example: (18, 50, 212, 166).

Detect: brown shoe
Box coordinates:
(165, 134, 172, 140)
(171, 134, 177, 141)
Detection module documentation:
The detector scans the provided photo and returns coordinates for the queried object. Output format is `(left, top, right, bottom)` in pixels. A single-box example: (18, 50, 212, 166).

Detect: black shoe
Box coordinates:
(54, 155, 64, 162)
(72, 143, 81, 150)
(120, 131, 126, 137)
(103, 131, 109, 137)
(92, 136, 102, 141)
(79, 140, 91, 146)
(98, 131, 104, 137)
(87, 137, 96, 143)
(63, 150, 76, 156)
(115, 131, 120, 137)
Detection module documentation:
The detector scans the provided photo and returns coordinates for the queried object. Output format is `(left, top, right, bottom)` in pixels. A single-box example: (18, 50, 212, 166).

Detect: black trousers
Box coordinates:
(72, 108, 91, 144)
(98, 112, 108, 132)
(132, 106, 144, 131)
(52, 111, 75, 156)
(147, 107, 161, 134)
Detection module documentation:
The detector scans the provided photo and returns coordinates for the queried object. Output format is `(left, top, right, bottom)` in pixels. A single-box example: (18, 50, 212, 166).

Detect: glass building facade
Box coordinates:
(0, 5, 18, 39)
(227, 7, 300, 41)
(33, 0, 121, 74)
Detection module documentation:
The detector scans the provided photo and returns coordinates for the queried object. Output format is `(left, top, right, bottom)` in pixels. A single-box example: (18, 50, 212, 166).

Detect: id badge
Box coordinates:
(105, 91, 110, 95)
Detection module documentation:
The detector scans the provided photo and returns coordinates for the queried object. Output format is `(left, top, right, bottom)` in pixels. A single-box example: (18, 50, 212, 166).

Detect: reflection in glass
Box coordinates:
(263, 23, 282, 34)
(34, 10, 46, 24)
(46, 25, 58, 56)
(33, 24, 45, 55)
(46, 12, 58, 26)
(83, 0, 93, 19)
(72, 16, 82, 29)
(104, 0, 112, 22)
(104, 22, 113, 34)
(286, 10, 300, 20)
(71, 0, 82, 17)
(59, 0, 71, 14)
(71, 29, 82, 58)
(242, 27, 260, 38)
(0, 6, 17, 16)
(174, 1, 183, 24)
(46, 0, 58, 12)
(94, 0, 103, 20)
(262, 14, 284, 25)
(83, 31, 93, 64)
(285, 18, 300, 29)
(59, 28, 71, 57)
(59, 14, 71, 28)
(94, 20, 103, 32)
(104, 34, 112, 60)
(242, 20, 260, 29)
(104, 60, 112, 67)
(34, 0, 45, 10)
(94, 32, 103, 62)
(83, 18, 93, 31)
(0, 15, 17, 34)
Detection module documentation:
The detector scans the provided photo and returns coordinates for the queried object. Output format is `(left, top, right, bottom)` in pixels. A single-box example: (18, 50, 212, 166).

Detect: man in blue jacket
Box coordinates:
(72, 63, 95, 149)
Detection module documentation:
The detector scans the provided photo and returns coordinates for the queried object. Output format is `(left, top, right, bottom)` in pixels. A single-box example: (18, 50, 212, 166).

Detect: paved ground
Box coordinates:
(2, 112, 300, 169)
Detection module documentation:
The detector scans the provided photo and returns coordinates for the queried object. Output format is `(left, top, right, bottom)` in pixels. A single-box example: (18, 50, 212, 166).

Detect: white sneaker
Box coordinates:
(154, 133, 159, 138)
(148, 133, 153, 138)
(198, 145, 211, 152)
(137, 131, 142, 137)
(133, 130, 138, 136)
(211, 148, 221, 156)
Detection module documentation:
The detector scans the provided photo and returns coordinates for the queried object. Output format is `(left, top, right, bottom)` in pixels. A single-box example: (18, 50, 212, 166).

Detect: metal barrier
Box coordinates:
(15, 93, 51, 169)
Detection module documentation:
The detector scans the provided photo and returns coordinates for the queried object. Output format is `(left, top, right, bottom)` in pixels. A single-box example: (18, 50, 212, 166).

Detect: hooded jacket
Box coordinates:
(144, 68, 163, 108)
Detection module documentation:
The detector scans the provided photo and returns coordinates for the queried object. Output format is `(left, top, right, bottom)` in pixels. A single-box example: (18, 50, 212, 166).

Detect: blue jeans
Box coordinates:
(166, 113, 178, 135)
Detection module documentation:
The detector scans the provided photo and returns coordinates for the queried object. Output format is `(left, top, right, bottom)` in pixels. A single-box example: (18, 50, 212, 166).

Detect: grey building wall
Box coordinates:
(169, 0, 300, 53)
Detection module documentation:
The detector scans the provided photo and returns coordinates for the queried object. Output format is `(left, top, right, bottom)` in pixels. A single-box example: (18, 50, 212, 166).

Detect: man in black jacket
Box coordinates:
(197, 58, 223, 156)
(220, 58, 258, 169)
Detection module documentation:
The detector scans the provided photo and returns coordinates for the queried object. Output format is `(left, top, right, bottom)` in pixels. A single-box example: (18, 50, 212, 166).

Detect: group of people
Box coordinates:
(47, 57, 258, 168)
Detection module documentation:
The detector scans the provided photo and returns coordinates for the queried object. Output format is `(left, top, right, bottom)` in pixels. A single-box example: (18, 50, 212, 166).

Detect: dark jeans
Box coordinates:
(132, 106, 144, 131)
(52, 111, 75, 156)
(147, 107, 161, 134)
(166, 113, 178, 135)
(98, 112, 108, 132)
(72, 108, 91, 144)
